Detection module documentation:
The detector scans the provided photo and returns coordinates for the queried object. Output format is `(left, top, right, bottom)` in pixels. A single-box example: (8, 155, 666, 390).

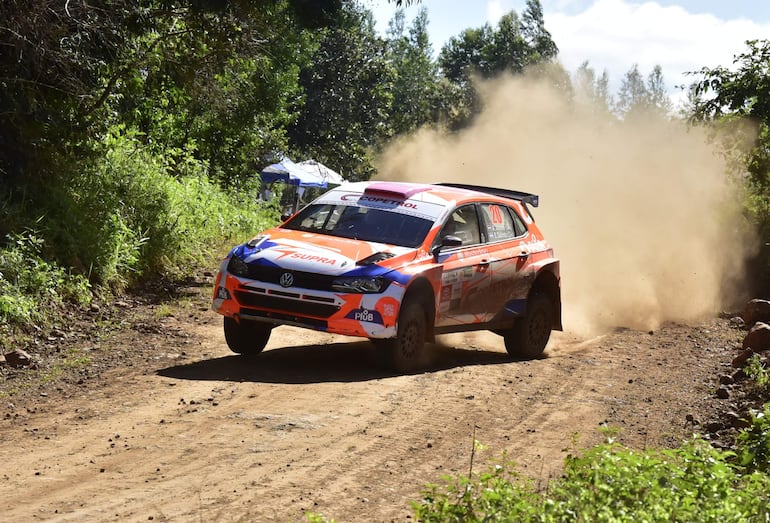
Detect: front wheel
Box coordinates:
(223, 317, 272, 356)
(504, 293, 552, 359)
(375, 301, 429, 373)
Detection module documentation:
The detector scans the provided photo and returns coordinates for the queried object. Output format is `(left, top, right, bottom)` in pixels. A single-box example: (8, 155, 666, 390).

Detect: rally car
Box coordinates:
(211, 181, 561, 371)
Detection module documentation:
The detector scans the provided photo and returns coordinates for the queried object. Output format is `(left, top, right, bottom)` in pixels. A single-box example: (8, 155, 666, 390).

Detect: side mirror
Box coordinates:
(432, 235, 462, 260)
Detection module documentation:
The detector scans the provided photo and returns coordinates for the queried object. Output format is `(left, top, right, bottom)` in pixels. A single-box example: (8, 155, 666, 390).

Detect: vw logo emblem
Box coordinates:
(279, 272, 294, 288)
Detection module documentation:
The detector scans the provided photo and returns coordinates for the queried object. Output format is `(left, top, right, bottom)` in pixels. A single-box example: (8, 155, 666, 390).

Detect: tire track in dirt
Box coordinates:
(0, 315, 739, 522)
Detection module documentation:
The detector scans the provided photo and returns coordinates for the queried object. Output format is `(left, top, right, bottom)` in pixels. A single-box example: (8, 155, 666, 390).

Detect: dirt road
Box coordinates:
(0, 283, 743, 522)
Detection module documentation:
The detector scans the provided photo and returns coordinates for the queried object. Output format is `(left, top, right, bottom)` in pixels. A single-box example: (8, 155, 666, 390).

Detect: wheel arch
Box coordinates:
(530, 264, 562, 331)
(401, 276, 437, 342)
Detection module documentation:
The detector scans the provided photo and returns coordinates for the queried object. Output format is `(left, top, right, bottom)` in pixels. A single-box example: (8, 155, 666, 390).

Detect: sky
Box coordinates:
(366, 0, 770, 105)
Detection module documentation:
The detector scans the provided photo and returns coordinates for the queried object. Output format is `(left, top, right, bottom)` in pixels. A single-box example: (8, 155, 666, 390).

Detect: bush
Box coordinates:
(412, 432, 770, 522)
(44, 127, 278, 288)
(0, 231, 91, 341)
(413, 456, 539, 522)
(737, 403, 770, 473)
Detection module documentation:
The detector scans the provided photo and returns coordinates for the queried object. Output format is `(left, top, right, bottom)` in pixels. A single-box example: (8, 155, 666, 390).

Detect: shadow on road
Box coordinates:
(157, 341, 514, 384)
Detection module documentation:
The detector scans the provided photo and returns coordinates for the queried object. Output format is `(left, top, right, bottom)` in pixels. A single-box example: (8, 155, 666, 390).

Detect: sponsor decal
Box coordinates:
(442, 271, 460, 284)
(290, 252, 337, 265)
(345, 308, 384, 324)
(341, 193, 418, 209)
(462, 267, 474, 278)
(382, 303, 396, 318)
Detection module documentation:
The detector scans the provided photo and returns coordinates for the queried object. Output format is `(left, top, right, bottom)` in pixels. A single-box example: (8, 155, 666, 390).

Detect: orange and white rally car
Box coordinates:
(212, 181, 561, 371)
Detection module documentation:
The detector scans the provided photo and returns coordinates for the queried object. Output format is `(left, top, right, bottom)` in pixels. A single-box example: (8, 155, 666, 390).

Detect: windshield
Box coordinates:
(282, 204, 434, 248)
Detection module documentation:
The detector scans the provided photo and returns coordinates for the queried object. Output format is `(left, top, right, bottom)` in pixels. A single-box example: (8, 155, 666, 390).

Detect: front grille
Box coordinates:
(246, 264, 336, 291)
(234, 289, 340, 318)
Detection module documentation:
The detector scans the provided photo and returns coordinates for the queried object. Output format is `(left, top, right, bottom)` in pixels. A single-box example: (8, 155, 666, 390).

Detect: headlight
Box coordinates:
(227, 255, 249, 277)
(331, 276, 390, 293)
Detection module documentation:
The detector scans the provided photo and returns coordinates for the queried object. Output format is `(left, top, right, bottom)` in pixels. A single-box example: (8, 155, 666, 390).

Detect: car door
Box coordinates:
(434, 204, 495, 327)
(476, 202, 535, 320)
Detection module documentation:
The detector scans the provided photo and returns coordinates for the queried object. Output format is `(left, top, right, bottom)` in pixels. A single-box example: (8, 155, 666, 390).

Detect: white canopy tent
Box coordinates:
(297, 159, 345, 186)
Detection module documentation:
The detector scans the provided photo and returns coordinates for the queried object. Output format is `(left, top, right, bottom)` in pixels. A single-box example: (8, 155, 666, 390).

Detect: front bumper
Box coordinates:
(211, 265, 404, 339)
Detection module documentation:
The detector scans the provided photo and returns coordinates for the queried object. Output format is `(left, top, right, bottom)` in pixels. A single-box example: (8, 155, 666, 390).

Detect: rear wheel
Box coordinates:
(375, 301, 429, 373)
(223, 317, 272, 356)
(504, 293, 552, 359)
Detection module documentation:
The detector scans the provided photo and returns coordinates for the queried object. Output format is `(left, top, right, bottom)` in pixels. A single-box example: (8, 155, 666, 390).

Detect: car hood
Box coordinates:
(230, 228, 418, 277)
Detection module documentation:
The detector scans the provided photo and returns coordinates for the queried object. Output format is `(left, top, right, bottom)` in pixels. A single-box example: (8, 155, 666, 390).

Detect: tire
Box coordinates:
(223, 317, 272, 356)
(376, 301, 429, 373)
(504, 293, 552, 359)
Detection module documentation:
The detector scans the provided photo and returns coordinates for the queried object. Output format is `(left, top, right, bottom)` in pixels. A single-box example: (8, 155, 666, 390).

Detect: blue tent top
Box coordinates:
(260, 157, 327, 188)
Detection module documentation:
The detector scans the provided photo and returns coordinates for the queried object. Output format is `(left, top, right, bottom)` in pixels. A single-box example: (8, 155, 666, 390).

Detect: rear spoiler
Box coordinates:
(437, 183, 540, 208)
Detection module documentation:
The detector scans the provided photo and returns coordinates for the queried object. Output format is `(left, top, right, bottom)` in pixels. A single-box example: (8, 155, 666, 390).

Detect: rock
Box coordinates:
(743, 299, 770, 327)
(731, 348, 755, 368)
(743, 322, 770, 351)
(4, 349, 34, 368)
(718, 374, 734, 385)
(730, 316, 746, 328)
(705, 421, 724, 433)
(716, 386, 730, 399)
(725, 411, 751, 430)
(732, 368, 748, 382)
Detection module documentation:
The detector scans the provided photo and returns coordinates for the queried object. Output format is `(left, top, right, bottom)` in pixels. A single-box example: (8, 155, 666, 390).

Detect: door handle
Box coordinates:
(479, 259, 490, 267)
(517, 251, 530, 259)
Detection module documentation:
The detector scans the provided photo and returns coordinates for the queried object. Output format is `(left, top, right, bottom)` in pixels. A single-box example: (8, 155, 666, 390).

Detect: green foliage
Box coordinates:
(412, 433, 770, 522)
(745, 354, 770, 395)
(386, 7, 441, 135)
(0, 231, 91, 337)
(615, 64, 672, 118)
(688, 39, 770, 289)
(544, 437, 767, 522)
(289, 2, 395, 181)
(413, 457, 540, 522)
(737, 404, 770, 473)
(305, 513, 337, 523)
(110, 2, 316, 186)
(436, 0, 558, 129)
(0, 0, 324, 191)
(573, 61, 613, 113)
(44, 127, 277, 288)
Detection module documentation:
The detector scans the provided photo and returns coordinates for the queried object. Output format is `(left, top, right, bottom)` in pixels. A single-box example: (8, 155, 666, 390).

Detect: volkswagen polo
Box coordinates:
(211, 181, 561, 371)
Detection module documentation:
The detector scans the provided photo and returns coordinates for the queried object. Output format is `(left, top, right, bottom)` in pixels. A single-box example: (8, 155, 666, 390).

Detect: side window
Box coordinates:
(480, 203, 519, 242)
(436, 205, 481, 247)
(507, 206, 528, 237)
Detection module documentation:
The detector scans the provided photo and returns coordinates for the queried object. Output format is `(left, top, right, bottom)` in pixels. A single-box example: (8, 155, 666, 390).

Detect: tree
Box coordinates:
(386, 7, 440, 135)
(436, 0, 558, 128)
(438, 0, 557, 81)
(573, 61, 613, 113)
(689, 39, 770, 288)
(289, 1, 395, 181)
(615, 64, 671, 118)
(521, 0, 559, 62)
(689, 39, 770, 183)
(0, 0, 337, 190)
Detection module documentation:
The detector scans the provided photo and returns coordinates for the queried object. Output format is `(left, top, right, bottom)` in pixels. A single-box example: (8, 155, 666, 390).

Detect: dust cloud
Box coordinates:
(376, 75, 755, 337)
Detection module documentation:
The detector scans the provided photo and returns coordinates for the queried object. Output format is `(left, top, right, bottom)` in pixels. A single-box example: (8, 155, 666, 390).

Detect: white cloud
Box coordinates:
(487, 1, 506, 24)
(545, 0, 770, 102)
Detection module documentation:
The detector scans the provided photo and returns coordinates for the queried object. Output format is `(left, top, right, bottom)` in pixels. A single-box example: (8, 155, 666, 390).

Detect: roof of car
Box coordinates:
(336, 181, 538, 207)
